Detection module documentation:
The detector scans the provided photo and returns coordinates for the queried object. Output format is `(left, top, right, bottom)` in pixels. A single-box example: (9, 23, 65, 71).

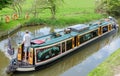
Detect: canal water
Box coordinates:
(0, 23, 120, 76)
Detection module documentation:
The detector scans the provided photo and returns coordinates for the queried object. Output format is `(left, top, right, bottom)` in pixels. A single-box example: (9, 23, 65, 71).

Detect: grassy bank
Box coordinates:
(88, 48, 120, 76)
(0, 0, 103, 32)
(0, 19, 28, 35)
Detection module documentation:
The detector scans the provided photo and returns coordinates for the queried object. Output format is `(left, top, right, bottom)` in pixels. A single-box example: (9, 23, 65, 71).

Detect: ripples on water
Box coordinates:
(0, 25, 120, 76)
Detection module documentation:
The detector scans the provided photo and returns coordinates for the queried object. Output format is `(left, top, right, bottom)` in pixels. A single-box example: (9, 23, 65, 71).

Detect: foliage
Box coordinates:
(30, 0, 46, 18)
(10, 0, 24, 17)
(0, 0, 12, 10)
(31, 0, 64, 19)
(0, 21, 3, 25)
(26, 13, 102, 27)
(95, 0, 120, 17)
(25, 18, 45, 25)
(88, 49, 120, 76)
(107, 0, 120, 16)
(47, 0, 64, 19)
(95, 0, 106, 14)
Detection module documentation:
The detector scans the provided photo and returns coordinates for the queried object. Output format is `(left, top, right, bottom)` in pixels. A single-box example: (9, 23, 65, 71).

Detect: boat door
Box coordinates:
(108, 24, 112, 31)
(72, 37, 75, 48)
(98, 26, 102, 35)
(73, 36, 77, 47)
(28, 48, 34, 65)
(17, 44, 24, 61)
(77, 35, 80, 46)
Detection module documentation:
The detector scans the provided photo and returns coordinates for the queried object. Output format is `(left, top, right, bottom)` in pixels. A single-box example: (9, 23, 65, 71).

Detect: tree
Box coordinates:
(0, 0, 13, 10)
(10, 0, 24, 17)
(106, 0, 120, 16)
(95, 0, 120, 16)
(31, 0, 46, 18)
(47, 0, 64, 19)
(47, 0, 56, 19)
(31, 0, 64, 19)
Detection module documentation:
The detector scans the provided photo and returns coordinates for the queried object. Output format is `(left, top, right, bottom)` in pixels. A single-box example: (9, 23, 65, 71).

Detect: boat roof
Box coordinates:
(31, 19, 114, 48)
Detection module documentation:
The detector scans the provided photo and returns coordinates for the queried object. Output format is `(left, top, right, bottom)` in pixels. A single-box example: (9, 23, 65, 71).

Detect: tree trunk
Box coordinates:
(50, 4, 56, 19)
(18, 3, 22, 17)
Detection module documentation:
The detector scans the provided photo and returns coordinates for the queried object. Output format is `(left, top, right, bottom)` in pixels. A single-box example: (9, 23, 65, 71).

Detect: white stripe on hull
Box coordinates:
(16, 67, 35, 72)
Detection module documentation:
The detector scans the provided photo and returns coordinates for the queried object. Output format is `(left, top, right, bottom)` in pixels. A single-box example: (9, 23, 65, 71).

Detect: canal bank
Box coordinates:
(0, 24, 22, 40)
(88, 48, 120, 76)
(0, 23, 44, 40)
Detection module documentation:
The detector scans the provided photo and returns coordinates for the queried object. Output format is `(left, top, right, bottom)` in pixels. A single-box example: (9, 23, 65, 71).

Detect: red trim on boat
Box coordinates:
(31, 40, 45, 44)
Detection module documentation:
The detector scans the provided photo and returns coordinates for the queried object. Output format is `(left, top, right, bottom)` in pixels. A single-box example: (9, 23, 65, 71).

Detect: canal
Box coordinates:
(0, 22, 120, 76)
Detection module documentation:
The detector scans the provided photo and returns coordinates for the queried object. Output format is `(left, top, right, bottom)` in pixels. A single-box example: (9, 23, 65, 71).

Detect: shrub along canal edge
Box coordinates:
(88, 48, 120, 76)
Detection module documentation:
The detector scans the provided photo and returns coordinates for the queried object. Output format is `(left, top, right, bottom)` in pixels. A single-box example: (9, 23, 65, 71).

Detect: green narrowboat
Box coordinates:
(6, 17, 118, 73)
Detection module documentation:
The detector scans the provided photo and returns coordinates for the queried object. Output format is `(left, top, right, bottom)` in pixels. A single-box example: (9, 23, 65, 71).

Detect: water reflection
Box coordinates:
(0, 25, 119, 76)
(0, 51, 9, 76)
(61, 38, 120, 76)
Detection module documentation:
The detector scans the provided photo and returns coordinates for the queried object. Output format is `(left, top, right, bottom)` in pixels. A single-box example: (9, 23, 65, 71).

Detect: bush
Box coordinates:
(25, 18, 45, 26)
(0, 21, 3, 25)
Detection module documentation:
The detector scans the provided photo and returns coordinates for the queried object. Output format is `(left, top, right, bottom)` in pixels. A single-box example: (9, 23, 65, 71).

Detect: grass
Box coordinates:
(0, 18, 28, 35)
(88, 48, 120, 76)
(0, 19, 27, 30)
(26, 0, 103, 26)
(41, 0, 102, 21)
(0, 0, 103, 32)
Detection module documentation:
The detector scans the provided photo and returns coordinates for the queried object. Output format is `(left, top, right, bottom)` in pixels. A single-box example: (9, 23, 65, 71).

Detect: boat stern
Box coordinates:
(6, 58, 35, 74)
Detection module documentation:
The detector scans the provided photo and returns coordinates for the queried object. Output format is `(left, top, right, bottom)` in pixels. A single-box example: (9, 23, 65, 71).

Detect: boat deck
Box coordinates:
(17, 61, 35, 68)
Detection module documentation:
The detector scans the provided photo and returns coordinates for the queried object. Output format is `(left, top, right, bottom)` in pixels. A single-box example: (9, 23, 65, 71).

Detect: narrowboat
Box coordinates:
(6, 17, 118, 73)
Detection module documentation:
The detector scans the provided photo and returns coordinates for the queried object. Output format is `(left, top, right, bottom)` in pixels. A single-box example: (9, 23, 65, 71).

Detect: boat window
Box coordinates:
(103, 26, 108, 33)
(66, 39, 72, 50)
(80, 34, 91, 43)
(91, 30, 98, 37)
(74, 36, 77, 47)
(62, 42, 66, 53)
(80, 30, 98, 44)
(112, 24, 115, 29)
(36, 44, 61, 62)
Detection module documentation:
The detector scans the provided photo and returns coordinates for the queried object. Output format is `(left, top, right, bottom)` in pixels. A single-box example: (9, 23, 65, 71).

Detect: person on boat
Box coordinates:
(108, 16, 113, 20)
(22, 30, 31, 63)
